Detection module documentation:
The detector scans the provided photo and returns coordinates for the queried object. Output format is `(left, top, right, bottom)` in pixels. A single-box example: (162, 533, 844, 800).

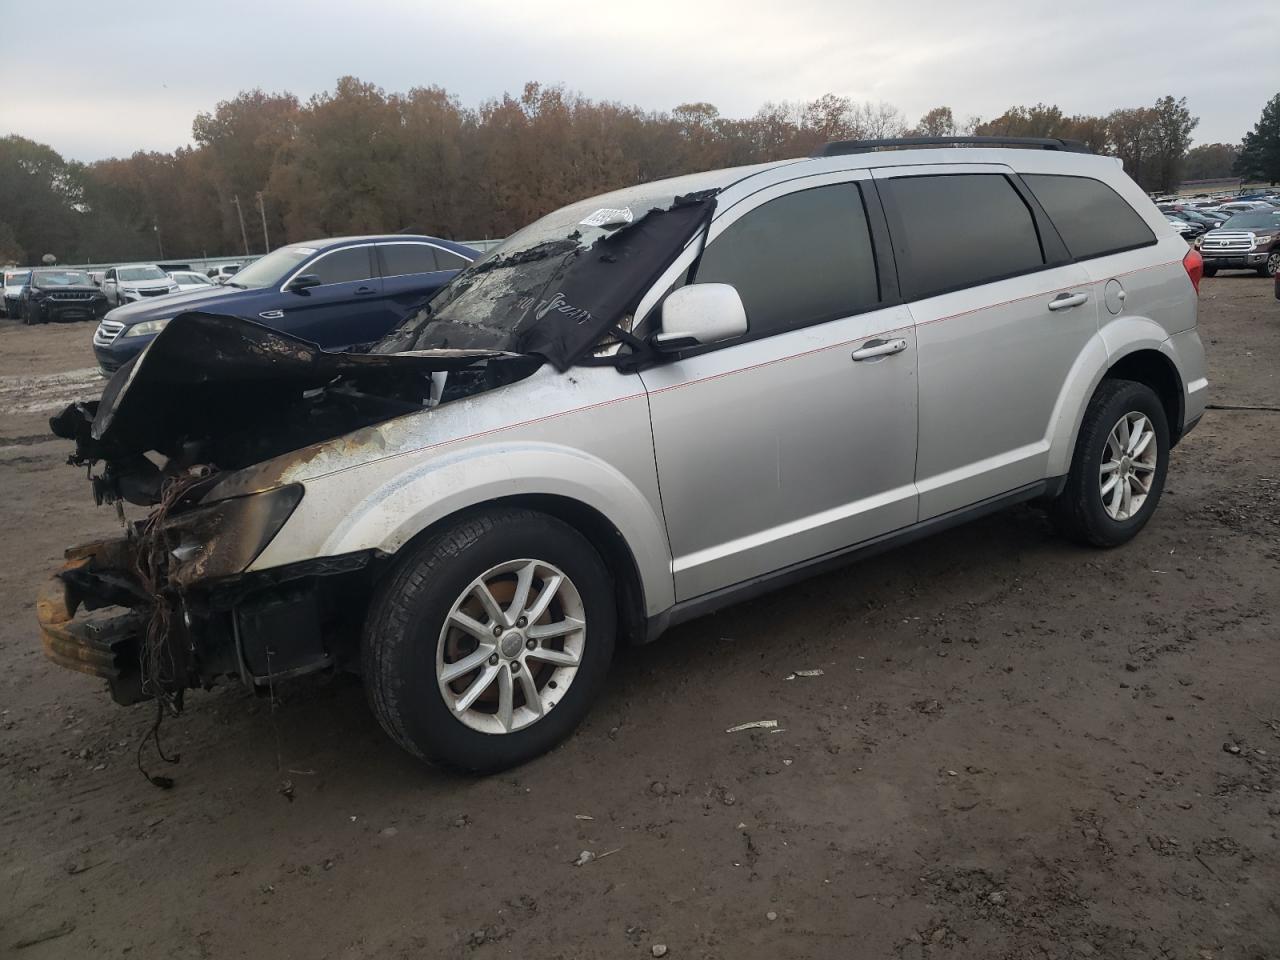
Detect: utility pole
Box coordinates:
(154, 220, 165, 260)
(231, 194, 250, 256)
(256, 191, 270, 252)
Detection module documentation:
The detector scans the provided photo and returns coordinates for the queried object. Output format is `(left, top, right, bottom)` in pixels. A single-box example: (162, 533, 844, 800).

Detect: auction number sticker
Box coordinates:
(579, 208, 634, 228)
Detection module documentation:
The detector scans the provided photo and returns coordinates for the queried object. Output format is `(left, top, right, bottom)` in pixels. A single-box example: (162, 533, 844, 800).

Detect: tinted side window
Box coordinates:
(1023, 174, 1156, 260)
(435, 249, 471, 270)
(885, 174, 1044, 300)
(379, 243, 438, 277)
(310, 247, 374, 285)
(693, 182, 880, 337)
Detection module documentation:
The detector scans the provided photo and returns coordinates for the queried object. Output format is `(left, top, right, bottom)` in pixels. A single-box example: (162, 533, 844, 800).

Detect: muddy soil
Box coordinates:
(1, 279, 1277, 960)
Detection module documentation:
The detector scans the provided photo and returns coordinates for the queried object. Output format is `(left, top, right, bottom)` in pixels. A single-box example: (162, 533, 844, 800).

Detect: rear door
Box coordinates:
(273, 245, 384, 349)
(375, 241, 472, 329)
(874, 165, 1098, 519)
(639, 173, 919, 601)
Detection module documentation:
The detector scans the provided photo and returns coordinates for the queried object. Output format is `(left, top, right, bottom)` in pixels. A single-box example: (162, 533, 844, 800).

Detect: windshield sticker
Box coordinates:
(579, 208, 633, 229)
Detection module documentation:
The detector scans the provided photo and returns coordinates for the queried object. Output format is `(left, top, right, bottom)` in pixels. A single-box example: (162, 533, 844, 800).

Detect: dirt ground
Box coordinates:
(1, 278, 1277, 960)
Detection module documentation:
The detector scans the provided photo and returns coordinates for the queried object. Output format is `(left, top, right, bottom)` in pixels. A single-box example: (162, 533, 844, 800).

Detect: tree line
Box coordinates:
(0, 78, 1270, 266)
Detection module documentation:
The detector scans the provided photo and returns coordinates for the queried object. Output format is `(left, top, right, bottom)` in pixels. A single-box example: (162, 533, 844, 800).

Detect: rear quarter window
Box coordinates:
(1023, 174, 1156, 260)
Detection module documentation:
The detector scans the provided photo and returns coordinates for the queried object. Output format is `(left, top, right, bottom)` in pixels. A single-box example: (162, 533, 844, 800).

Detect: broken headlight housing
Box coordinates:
(158, 484, 304, 588)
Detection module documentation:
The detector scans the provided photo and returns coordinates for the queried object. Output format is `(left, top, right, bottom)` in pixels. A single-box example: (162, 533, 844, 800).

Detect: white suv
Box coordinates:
(42, 137, 1207, 772)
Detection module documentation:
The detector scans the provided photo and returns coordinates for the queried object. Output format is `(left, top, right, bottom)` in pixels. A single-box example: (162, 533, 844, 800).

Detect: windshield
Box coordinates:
(224, 248, 310, 289)
(374, 172, 725, 358)
(5, 271, 30, 285)
(118, 266, 168, 282)
(34, 270, 91, 287)
(1223, 211, 1280, 230)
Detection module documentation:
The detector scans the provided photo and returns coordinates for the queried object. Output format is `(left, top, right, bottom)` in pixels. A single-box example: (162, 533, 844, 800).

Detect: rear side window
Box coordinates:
(692, 182, 880, 338)
(435, 249, 471, 270)
(1023, 174, 1155, 260)
(883, 174, 1044, 300)
(310, 247, 374, 285)
(379, 243, 438, 277)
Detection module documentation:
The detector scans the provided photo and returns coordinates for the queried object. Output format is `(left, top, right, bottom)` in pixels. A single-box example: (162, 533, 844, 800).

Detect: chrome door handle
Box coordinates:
(851, 337, 908, 361)
(1048, 292, 1088, 311)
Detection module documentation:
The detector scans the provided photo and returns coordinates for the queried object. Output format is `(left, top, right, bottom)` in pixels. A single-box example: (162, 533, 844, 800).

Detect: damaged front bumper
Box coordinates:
(37, 532, 380, 707)
(37, 545, 149, 705)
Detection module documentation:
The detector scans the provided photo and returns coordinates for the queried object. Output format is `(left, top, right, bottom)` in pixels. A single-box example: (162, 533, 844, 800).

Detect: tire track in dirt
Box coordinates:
(0, 368, 101, 417)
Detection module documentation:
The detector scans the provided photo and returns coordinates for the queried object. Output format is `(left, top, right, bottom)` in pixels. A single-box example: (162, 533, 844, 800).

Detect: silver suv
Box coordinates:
(41, 137, 1207, 773)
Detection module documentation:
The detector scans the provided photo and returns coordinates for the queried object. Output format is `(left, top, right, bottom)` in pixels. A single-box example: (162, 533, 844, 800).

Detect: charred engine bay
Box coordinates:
(40, 314, 539, 707)
(50, 312, 538, 508)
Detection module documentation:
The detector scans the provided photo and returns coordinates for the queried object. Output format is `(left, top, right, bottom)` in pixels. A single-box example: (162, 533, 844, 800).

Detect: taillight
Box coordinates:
(1182, 247, 1203, 294)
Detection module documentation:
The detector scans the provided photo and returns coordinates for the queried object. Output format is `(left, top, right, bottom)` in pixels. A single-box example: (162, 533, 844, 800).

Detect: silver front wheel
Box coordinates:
(436, 559, 586, 735)
(1099, 411, 1158, 521)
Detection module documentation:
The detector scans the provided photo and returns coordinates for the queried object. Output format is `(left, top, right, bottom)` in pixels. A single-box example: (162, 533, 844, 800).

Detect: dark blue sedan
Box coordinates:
(92, 235, 477, 375)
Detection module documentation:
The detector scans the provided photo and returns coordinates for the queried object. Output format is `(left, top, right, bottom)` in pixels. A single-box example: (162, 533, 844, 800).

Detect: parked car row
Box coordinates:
(2, 240, 473, 356)
(91, 235, 477, 374)
(1154, 190, 1280, 277)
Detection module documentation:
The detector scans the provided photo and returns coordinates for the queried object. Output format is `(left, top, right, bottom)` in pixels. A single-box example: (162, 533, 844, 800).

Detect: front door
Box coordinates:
(274, 245, 386, 349)
(640, 176, 919, 601)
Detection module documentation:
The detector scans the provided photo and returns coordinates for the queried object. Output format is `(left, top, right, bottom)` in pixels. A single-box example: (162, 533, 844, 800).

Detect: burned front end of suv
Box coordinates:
(40, 312, 530, 708)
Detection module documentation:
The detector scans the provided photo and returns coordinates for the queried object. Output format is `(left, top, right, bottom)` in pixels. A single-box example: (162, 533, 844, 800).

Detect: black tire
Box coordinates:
(1258, 251, 1279, 278)
(22, 302, 38, 325)
(1202, 266, 1217, 278)
(1049, 379, 1170, 548)
(363, 507, 616, 773)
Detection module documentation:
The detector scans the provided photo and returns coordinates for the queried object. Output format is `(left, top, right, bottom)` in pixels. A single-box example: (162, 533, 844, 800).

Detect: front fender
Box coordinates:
(251, 441, 677, 615)
(1045, 315, 1185, 476)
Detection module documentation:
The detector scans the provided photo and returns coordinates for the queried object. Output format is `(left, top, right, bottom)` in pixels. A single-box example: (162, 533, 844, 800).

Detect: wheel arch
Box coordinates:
(1047, 321, 1191, 477)
(1102, 348, 1186, 445)
(389, 493, 650, 647)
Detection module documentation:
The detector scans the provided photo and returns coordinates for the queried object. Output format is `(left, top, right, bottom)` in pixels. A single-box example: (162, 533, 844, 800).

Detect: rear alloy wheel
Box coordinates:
(1098, 411, 1158, 521)
(1049, 379, 1169, 548)
(363, 508, 615, 773)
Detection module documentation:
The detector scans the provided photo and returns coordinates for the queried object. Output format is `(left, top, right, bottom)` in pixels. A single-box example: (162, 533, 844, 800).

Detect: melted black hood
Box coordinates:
(375, 192, 717, 370)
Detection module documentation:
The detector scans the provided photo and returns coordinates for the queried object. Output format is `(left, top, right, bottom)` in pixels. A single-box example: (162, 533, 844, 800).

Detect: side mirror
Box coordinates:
(286, 274, 322, 293)
(651, 283, 748, 353)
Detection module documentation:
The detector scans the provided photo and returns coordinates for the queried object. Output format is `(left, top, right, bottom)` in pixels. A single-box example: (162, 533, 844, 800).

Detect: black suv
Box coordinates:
(16, 269, 110, 324)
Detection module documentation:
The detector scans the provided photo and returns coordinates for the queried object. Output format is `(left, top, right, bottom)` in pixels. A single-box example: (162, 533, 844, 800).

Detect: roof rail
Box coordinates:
(812, 136, 1093, 157)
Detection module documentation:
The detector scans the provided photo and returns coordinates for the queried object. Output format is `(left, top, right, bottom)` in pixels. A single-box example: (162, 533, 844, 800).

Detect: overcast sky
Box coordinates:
(5, 0, 1277, 162)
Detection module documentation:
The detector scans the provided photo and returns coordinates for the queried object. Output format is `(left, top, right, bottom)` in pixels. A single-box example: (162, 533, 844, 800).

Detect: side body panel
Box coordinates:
(244, 364, 678, 616)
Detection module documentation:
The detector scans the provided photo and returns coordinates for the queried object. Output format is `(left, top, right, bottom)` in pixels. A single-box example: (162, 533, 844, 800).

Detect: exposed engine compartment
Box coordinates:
(40, 313, 541, 717)
(50, 312, 539, 508)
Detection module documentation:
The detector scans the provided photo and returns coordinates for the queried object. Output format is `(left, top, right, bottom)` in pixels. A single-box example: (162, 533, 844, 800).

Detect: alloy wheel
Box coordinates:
(1099, 411, 1158, 521)
(436, 559, 586, 734)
